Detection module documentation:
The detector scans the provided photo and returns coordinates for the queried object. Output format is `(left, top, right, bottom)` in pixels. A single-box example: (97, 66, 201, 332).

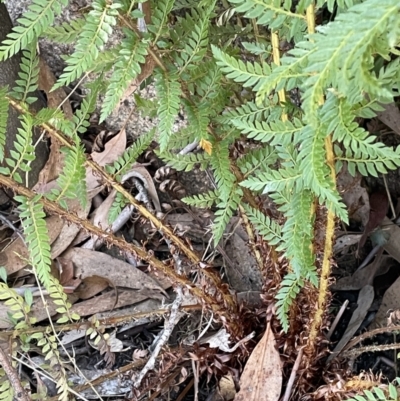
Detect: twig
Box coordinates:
(282, 348, 304, 401)
(0, 347, 30, 401)
(382, 174, 395, 219)
(0, 213, 25, 243)
(0, 174, 241, 331)
(326, 300, 349, 340)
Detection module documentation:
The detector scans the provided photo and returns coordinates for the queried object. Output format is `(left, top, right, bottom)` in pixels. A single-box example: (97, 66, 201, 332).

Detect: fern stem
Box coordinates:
(0, 173, 242, 334)
(271, 31, 287, 121)
(305, 3, 337, 356)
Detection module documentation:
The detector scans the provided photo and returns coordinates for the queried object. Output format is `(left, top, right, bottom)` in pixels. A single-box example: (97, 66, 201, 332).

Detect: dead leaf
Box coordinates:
(0, 215, 64, 275)
(337, 167, 369, 226)
(234, 323, 282, 401)
(199, 138, 212, 155)
(74, 275, 109, 300)
(376, 102, 400, 136)
(332, 254, 392, 291)
(327, 285, 374, 363)
(371, 275, 400, 328)
(358, 191, 389, 251)
(381, 217, 400, 263)
(61, 248, 166, 295)
(219, 375, 236, 401)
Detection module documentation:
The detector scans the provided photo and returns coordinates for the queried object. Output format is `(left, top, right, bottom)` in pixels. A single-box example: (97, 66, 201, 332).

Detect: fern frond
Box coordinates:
(211, 45, 270, 90)
(54, 0, 119, 89)
(10, 41, 39, 104)
(175, 4, 215, 73)
(158, 150, 210, 172)
(299, 124, 348, 222)
(148, 0, 175, 45)
(275, 273, 304, 332)
(213, 187, 242, 245)
(233, 116, 304, 146)
(210, 140, 235, 201)
(228, 0, 307, 39)
(105, 129, 154, 179)
(237, 146, 277, 176)
(182, 189, 219, 208)
(182, 100, 210, 142)
(47, 143, 87, 210)
(108, 192, 129, 224)
(0, 0, 67, 61)
(0, 87, 8, 162)
(45, 18, 86, 44)
(15, 195, 52, 288)
(162, 126, 197, 150)
(243, 204, 282, 246)
(302, 0, 400, 126)
(241, 166, 302, 193)
(71, 79, 102, 136)
(155, 70, 181, 151)
(100, 31, 148, 122)
(0, 372, 13, 401)
(0, 114, 35, 184)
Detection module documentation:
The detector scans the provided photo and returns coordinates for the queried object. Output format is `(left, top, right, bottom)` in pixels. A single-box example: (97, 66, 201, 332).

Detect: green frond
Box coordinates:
(100, 31, 148, 122)
(0, 0, 67, 61)
(0, 372, 13, 401)
(47, 143, 87, 210)
(108, 192, 129, 224)
(148, 0, 175, 45)
(275, 273, 304, 332)
(45, 17, 86, 44)
(301, 0, 400, 126)
(182, 100, 210, 142)
(33, 108, 64, 126)
(0, 114, 35, 184)
(106, 129, 154, 179)
(0, 87, 8, 162)
(15, 195, 52, 288)
(228, 0, 307, 40)
(241, 166, 302, 194)
(158, 150, 210, 172)
(237, 146, 278, 176)
(182, 189, 219, 208)
(242, 204, 282, 246)
(210, 140, 235, 201)
(345, 382, 398, 401)
(10, 41, 39, 104)
(213, 187, 242, 245)
(155, 70, 181, 151)
(0, 282, 31, 328)
(219, 99, 283, 126)
(71, 79, 102, 136)
(298, 124, 348, 222)
(162, 126, 198, 150)
(211, 45, 270, 90)
(174, 4, 215, 73)
(54, 0, 120, 89)
(233, 116, 304, 146)
(256, 42, 313, 105)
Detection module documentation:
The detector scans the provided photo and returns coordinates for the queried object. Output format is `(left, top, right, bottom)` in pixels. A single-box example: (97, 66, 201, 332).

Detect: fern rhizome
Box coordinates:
(0, 0, 399, 399)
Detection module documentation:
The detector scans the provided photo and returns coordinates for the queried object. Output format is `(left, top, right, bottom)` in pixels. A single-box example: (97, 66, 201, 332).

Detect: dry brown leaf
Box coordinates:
(372, 275, 400, 328)
(34, 57, 74, 188)
(219, 375, 236, 401)
(62, 248, 166, 295)
(74, 275, 109, 300)
(86, 129, 126, 190)
(332, 254, 392, 291)
(234, 323, 282, 401)
(376, 102, 400, 136)
(327, 285, 374, 363)
(0, 215, 64, 275)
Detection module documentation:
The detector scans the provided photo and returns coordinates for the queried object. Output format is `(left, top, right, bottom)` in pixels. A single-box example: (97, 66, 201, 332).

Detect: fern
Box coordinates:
(9, 41, 39, 105)
(15, 195, 53, 288)
(47, 142, 87, 210)
(100, 30, 149, 121)
(108, 192, 129, 224)
(0, 114, 35, 184)
(0, 0, 67, 61)
(345, 381, 399, 401)
(105, 129, 154, 179)
(237, 146, 278, 176)
(155, 70, 181, 151)
(242, 204, 282, 246)
(0, 87, 8, 163)
(45, 18, 86, 44)
(54, 0, 119, 89)
(158, 150, 210, 172)
(183, 189, 220, 208)
(149, 0, 175, 45)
